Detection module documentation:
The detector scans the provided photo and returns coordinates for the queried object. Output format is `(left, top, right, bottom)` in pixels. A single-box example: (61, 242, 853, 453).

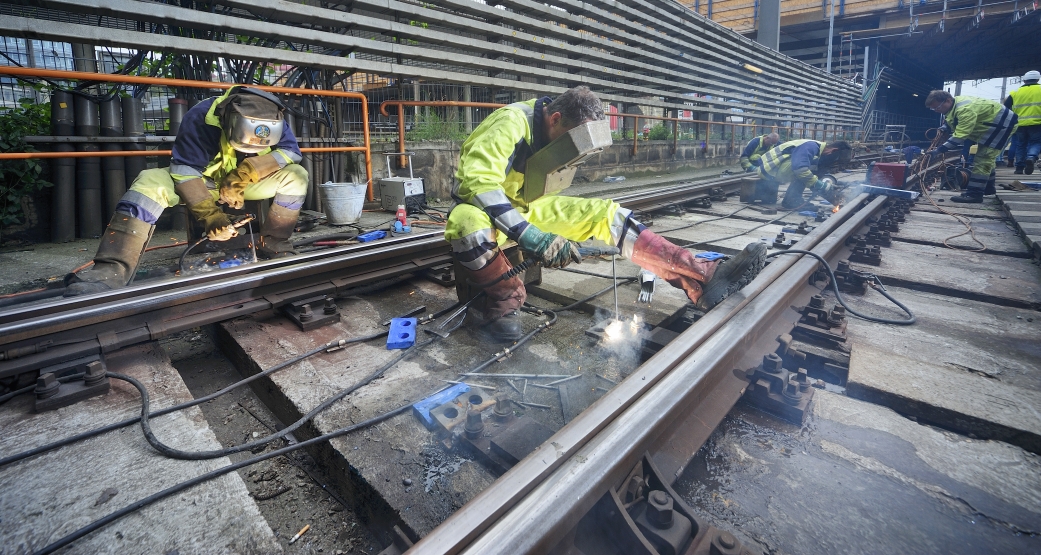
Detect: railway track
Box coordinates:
(9, 158, 1013, 555)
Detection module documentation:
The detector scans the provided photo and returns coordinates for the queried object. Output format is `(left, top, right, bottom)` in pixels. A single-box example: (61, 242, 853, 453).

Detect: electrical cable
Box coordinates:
(680, 204, 807, 248)
(912, 132, 988, 252)
(0, 330, 386, 469)
(655, 204, 752, 234)
(766, 250, 916, 325)
(0, 372, 85, 406)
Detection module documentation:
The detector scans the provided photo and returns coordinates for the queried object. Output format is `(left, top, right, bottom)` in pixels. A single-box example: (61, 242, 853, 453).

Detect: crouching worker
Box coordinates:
(65, 86, 308, 296)
(444, 86, 767, 342)
(753, 139, 852, 208)
(739, 132, 780, 172)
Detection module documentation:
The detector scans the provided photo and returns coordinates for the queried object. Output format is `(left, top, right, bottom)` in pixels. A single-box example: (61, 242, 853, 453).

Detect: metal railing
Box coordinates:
(380, 100, 860, 163)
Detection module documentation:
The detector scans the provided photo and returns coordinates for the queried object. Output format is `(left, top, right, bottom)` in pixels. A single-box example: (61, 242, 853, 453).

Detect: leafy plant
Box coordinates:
(647, 124, 673, 141)
(0, 96, 52, 232)
(405, 110, 470, 142)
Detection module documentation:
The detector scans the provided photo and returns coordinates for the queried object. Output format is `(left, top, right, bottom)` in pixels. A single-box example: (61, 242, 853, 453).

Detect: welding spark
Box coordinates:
(832, 204, 841, 213)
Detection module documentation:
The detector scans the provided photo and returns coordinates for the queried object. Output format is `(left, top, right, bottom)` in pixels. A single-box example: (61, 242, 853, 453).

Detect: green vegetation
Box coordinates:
(0, 95, 52, 230)
(647, 124, 673, 141)
(405, 110, 470, 142)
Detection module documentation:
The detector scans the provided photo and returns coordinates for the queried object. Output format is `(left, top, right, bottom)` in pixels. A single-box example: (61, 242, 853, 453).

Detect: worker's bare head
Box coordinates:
(763, 133, 780, 147)
(925, 90, 955, 115)
(544, 86, 606, 142)
(819, 140, 852, 169)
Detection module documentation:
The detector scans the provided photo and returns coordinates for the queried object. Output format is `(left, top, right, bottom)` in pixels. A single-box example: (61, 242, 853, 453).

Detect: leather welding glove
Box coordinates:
(177, 177, 238, 241)
(219, 153, 282, 209)
(517, 225, 582, 268)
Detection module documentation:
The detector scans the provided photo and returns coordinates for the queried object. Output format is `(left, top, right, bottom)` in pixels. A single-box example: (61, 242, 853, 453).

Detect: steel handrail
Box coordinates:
(0, 66, 375, 200)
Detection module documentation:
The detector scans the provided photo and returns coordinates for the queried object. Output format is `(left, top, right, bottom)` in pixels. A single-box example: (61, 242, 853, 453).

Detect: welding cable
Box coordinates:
(654, 204, 752, 234)
(465, 305, 558, 374)
(551, 278, 639, 313)
(0, 331, 388, 469)
(131, 332, 439, 460)
(766, 250, 916, 325)
(680, 205, 806, 248)
(0, 372, 86, 407)
(31, 401, 415, 555)
(557, 267, 637, 280)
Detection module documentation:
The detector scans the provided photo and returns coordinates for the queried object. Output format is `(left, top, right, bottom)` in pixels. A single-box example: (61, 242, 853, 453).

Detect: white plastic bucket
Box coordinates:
(319, 182, 367, 225)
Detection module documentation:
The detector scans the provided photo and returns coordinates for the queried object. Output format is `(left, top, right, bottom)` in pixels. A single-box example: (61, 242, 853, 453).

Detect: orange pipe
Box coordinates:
(0, 66, 375, 200)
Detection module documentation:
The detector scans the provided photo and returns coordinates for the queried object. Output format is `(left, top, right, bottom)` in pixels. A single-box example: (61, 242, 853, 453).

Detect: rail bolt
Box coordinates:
(646, 490, 674, 529)
(323, 298, 338, 315)
(809, 295, 824, 309)
(782, 376, 803, 404)
(464, 409, 485, 439)
(493, 395, 512, 419)
(762, 353, 783, 373)
(35, 372, 60, 400)
(83, 361, 107, 387)
(299, 304, 314, 322)
(711, 531, 739, 555)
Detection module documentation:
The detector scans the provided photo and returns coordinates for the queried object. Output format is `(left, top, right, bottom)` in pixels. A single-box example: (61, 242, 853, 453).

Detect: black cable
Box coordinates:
(766, 250, 916, 325)
(655, 204, 751, 234)
(32, 402, 413, 555)
(552, 278, 639, 313)
(0, 331, 386, 469)
(0, 372, 85, 406)
(465, 305, 557, 374)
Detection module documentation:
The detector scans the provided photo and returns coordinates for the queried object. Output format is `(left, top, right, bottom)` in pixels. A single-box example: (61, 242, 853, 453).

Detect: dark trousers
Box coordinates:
(1015, 125, 1041, 166)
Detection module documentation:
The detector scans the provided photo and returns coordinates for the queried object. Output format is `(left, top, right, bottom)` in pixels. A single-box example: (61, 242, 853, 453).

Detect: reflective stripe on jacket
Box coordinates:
(1009, 84, 1041, 127)
(759, 139, 825, 188)
(941, 96, 1018, 150)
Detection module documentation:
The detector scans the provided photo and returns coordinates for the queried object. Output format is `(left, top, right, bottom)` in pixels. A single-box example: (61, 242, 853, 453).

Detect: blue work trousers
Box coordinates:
(1015, 125, 1041, 166)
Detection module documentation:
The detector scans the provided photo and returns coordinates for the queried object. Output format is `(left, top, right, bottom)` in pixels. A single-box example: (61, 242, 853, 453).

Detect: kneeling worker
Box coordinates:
(739, 132, 780, 172)
(753, 139, 852, 208)
(66, 86, 308, 296)
(444, 86, 767, 342)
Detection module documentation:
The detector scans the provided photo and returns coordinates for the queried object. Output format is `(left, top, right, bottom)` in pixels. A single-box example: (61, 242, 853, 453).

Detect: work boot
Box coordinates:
(630, 230, 766, 310)
(985, 175, 996, 196)
(1014, 167, 1024, 175)
(256, 204, 300, 259)
(458, 250, 526, 343)
(1026, 159, 1036, 175)
(1006, 159, 1015, 168)
(64, 214, 154, 296)
(950, 189, 984, 203)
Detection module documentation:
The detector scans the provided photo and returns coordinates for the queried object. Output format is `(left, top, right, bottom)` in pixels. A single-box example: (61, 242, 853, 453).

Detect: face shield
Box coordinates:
(522, 119, 612, 203)
(217, 88, 286, 154)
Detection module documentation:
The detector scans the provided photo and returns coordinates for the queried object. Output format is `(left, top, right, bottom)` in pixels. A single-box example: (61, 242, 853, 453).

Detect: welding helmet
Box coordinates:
(216, 87, 286, 153)
(1024, 70, 1041, 82)
(522, 119, 612, 203)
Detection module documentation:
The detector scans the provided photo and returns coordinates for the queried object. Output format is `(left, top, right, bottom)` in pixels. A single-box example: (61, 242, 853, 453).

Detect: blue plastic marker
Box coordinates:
(695, 252, 726, 261)
(387, 317, 417, 349)
(357, 230, 387, 242)
(412, 382, 470, 430)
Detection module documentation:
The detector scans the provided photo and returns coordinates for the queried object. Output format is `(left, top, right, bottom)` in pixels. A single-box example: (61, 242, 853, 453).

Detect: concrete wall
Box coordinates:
(367, 142, 740, 202)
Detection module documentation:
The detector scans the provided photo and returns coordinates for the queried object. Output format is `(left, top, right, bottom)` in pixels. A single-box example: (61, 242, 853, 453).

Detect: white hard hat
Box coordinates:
(1024, 70, 1041, 82)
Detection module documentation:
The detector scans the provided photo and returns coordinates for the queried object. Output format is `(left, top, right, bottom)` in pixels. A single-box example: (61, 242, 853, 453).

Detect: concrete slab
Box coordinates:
(672, 394, 1041, 555)
(847, 342, 1041, 454)
(217, 277, 641, 540)
(0, 343, 281, 554)
(891, 211, 1029, 254)
(849, 240, 1041, 308)
(829, 285, 1041, 391)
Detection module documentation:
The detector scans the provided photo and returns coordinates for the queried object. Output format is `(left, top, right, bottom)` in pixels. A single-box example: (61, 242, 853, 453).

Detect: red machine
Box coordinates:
(866, 162, 909, 189)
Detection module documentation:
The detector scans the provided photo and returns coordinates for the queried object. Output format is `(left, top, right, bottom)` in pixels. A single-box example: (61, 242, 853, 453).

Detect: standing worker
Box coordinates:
(739, 132, 780, 172)
(925, 90, 1017, 203)
(1005, 70, 1041, 175)
(752, 139, 852, 208)
(445, 86, 767, 342)
(65, 86, 308, 296)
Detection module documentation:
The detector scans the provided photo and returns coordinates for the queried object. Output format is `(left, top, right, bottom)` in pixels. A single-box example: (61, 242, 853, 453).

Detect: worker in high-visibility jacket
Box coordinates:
(926, 90, 1018, 203)
(444, 86, 766, 342)
(65, 86, 308, 296)
(739, 132, 780, 172)
(753, 139, 852, 209)
(1004, 70, 1041, 175)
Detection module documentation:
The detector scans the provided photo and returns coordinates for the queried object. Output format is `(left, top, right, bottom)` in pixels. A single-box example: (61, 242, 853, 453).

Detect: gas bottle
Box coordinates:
(395, 204, 407, 226)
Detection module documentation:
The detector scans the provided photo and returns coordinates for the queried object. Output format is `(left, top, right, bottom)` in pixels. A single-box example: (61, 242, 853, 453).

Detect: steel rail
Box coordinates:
(410, 192, 882, 553)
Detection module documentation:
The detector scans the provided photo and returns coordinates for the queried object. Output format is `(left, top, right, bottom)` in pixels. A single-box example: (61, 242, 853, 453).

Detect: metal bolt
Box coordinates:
(493, 395, 511, 419)
(323, 298, 338, 315)
(837, 260, 850, 273)
(718, 531, 737, 549)
(83, 361, 107, 387)
(299, 304, 314, 322)
(782, 375, 803, 404)
(809, 295, 824, 309)
(645, 489, 674, 529)
(762, 353, 783, 373)
(797, 368, 810, 392)
(35, 372, 60, 399)
(464, 409, 484, 439)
